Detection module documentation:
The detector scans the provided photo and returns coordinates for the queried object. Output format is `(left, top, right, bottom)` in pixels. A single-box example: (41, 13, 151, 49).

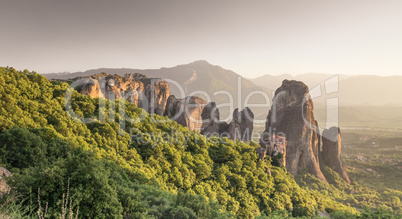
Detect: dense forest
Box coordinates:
(0, 67, 398, 218)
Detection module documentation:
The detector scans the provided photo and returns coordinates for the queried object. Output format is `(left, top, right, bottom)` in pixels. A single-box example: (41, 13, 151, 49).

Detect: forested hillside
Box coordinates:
(0, 67, 395, 218)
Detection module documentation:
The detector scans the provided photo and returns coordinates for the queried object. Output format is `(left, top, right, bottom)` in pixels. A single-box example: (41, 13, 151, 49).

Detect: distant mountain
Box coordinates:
(43, 61, 271, 120)
(43, 62, 402, 128)
(251, 73, 402, 106)
(314, 105, 402, 129)
(250, 73, 350, 91)
(251, 73, 402, 129)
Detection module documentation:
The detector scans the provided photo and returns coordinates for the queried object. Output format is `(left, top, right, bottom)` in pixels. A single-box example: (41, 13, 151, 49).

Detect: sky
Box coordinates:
(1, 0, 402, 78)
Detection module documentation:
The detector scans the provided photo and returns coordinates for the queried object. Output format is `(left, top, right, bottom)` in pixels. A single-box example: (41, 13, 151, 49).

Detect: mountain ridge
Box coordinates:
(43, 61, 272, 120)
(251, 73, 402, 106)
(42, 61, 402, 127)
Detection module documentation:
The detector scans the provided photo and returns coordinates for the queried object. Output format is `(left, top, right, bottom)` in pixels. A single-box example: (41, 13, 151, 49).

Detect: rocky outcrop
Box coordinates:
(74, 72, 212, 128)
(164, 95, 207, 131)
(321, 127, 351, 183)
(164, 96, 254, 137)
(80, 77, 104, 99)
(0, 167, 12, 196)
(260, 135, 287, 166)
(71, 72, 254, 141)
(229, 108, 254, 141)
(260, 80, 326, 181)
(200, 102, 220, 135)
(142, 79, 170, 116)
(201, 103, 254, 142)
(76, 73, 170, 115)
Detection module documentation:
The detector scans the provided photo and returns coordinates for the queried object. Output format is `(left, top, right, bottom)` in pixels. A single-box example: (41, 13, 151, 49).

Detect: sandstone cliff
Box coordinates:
(260, 80, 327, 181)
(200, 102, 221, 135)
(72, 73, 255, 135)
(321, 127, 351, 183)
(164, 95, 207, 131)
(201, 103, 254, 142)
(77, 73, 170, 115)
(229, 108, 254, 142)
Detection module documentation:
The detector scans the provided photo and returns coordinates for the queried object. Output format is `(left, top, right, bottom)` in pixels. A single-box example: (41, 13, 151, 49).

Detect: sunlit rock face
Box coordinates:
(321, 127, 351, 183)
(228, 107, 254, 142)
(260, 80, 327, 182)
(164, 95, 207, 131)
(76, 73, 170, 115)
(80, 77, 105, 99)
(72, 72, 255, 141)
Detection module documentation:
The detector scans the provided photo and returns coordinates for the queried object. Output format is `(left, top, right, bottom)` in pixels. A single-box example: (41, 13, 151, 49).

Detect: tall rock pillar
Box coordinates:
(260, 80, 327, 181)
(321, 127, 351, 183)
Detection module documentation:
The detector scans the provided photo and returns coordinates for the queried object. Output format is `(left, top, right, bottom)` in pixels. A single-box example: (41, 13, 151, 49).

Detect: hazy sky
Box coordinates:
(1, 0, 401, 77)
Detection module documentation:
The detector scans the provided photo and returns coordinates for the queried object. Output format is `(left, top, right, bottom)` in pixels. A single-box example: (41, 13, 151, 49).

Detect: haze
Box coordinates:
(1, 0, 401, 77)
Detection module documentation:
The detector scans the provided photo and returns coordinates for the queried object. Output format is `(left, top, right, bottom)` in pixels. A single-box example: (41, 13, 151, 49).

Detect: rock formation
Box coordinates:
(320, 127, 351, 183)
(76, 73, 170, 115)
(70, 72, 254, 141)
(142, 79, 170, 116)
(260, 80, 326, 181)
(0, 167, 12, 197)
(201, 103, 254, 142)
(164, 95, 207, 131)
(229, 108, 254, 142)
(73, 73, 350, 183)
(80, 77, 104, 99)
(260, 135, 287, 166)
(200, 102, 221, 135)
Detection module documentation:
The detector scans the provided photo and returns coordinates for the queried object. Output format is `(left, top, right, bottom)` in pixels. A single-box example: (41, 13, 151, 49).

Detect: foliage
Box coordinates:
(330, 206, 400, 219)
(296, 166, 401, 218)
(300, 130, 402, 216)
(0, 67, 386, 218)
